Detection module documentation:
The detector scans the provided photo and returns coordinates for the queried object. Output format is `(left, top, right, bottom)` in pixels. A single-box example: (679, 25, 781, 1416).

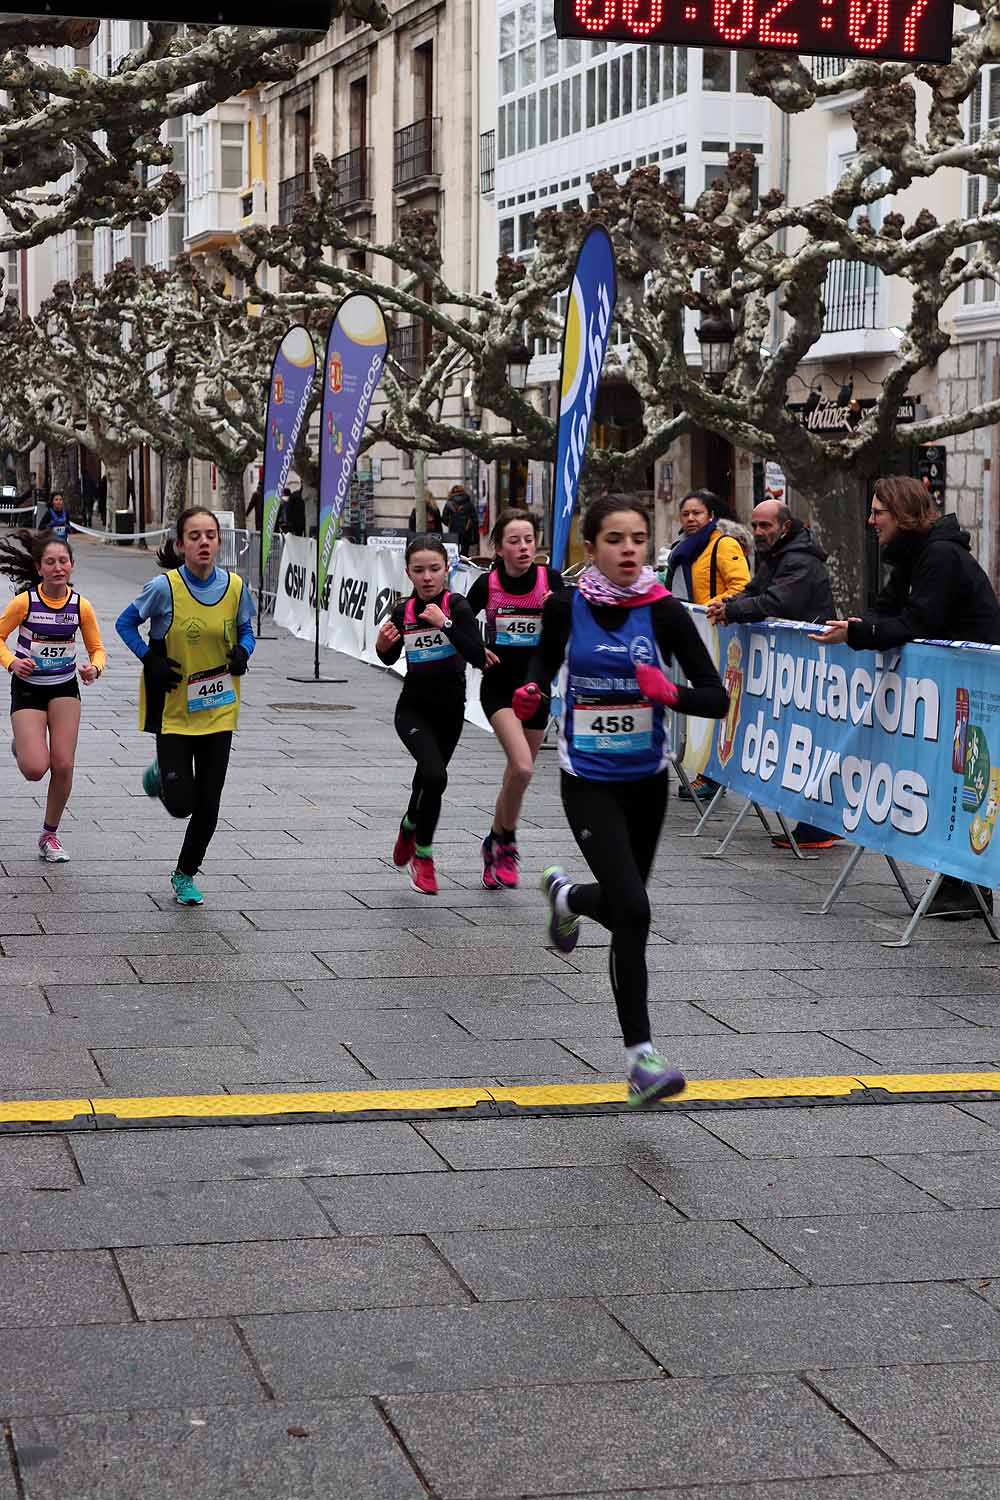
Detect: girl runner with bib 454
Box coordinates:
(515, 496, 728, 1107)
(115, 507, 255, 907)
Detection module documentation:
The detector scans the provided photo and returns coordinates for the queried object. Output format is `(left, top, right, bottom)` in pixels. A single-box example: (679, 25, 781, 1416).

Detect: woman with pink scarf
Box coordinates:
(513, 495, 728, 1107)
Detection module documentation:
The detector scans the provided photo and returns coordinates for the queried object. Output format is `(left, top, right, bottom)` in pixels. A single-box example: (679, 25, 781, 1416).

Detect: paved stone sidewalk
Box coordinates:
(2, 538, 1000, 1496)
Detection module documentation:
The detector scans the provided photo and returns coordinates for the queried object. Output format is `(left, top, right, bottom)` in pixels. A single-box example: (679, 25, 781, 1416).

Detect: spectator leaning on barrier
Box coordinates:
(706, 499, 839, 850)
(666, 488, 751, 802)
(816, 475, 1000, 920)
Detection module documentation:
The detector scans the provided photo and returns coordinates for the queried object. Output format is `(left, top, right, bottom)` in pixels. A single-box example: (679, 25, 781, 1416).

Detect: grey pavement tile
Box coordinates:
(286, 976, 566, 1008)
(314, 947, 575, 978)
(0, 1320, 261, 1416)
(0, 1014, 253, 1049)
(242, 1298, 658, 1398)
(219, 928, 428, 953)
(0, 1051, 103, 1091)
(574, 1479, 1000, 1500)
(382, 1375, 886, 1498)
(117, 1235, 467, 1318)
(606, 1281, 1000, 1376)
(128, 953, 338, 981)
(416, 1113, 738, 1168)
(0, 916, 45, 935)
(810, 1362, 1000, 1469)
(245, 907, 466, 931)
(694, 1102, 1000, 1157)
(565, 942, 819, 973)
(547, 970, 817, 1002)
(313, 1164, 680, 1234)
(790, 966, 1000, 998)
(695, 995, 977, 1033)
(0, 1250, 133, 1329)
(430, 1221, 802, 1299)
(830, 1026, 1000, 1065)
(744, 1209, 1000, 1283)
(561, 1033, 876, 1078)
(0, 1137, 79, 1189)
(46, 982, 301, 1014)
(149, 890, 366, 911)
(632, 1155, 942, 1219)
(350, 1039, 586, 1079)
(39, 911, 256, 935)
(877, 1150, 1000, 1208)
(0, 958, 137, 986)
(443, 1000, 730, 1040)
(0, 932, 233, 957)
(236, 1009, 470, 1045)
(936, 996, 1000, 1025)
(90, 1043, 372, 1090)
(9, 1401, 425, 1500)
(0, 1178, 334, 1252)
(71, 1120, 445, 1186)
(0, 987, 48, 1015)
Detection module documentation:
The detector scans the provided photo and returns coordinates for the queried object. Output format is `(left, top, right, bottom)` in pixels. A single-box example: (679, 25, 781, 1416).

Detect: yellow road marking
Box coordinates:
(2, 1072, 1000, 1127)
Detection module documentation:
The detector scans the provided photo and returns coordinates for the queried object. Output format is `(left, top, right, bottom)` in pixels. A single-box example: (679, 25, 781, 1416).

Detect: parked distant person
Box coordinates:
(708, 499, 838, 850)
(97, 474, 108, 528)
(815, 475, 1000, 921)
(408, 493, 443, 535)
(285, 486, 306, 537)
(275, 489, 291, 534)
(666, 488, 750, 802)
(246, 482, 263, 530)
(443, 484, 479, 556)
(43, 493, 70, 541)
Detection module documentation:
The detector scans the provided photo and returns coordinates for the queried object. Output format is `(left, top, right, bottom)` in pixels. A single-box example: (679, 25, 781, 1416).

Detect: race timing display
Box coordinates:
(554, 0, 954, 63)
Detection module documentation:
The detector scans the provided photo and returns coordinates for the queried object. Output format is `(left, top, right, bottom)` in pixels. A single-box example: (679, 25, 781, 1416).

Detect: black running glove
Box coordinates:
(227, 645, 249, 677)
(143, 652, 182, 692)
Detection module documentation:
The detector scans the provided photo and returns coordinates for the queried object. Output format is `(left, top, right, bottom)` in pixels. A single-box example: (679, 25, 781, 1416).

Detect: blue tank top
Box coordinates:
(557, 590, 670, 781)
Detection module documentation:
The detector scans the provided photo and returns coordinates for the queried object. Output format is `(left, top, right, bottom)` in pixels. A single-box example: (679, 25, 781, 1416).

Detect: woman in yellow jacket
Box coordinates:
(666, 489, 750, 800)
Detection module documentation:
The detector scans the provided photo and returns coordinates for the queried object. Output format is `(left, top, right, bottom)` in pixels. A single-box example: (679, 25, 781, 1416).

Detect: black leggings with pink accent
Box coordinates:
(395, 697, 465, 847)
(560, 768, 669, 1047)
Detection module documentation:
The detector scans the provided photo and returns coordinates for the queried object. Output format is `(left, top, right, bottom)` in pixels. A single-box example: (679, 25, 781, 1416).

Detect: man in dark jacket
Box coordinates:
(707, 501, 834, 627)
(818, 480, 1000, 918)
(442, 485, 479, 556)
(707, 500, 838, 848)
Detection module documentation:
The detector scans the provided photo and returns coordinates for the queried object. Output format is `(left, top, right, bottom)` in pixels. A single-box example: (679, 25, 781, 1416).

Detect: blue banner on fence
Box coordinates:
(261, 326, 316, 576)
(687, 616, 1000, 886)
(551, 226, 616, 573)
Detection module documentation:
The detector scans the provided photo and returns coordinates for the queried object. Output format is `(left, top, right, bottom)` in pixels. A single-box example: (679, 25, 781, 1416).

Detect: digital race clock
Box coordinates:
(554, 0, 954, 64)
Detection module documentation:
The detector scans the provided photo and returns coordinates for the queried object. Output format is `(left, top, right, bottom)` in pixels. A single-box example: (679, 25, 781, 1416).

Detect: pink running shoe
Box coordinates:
(481, 837, 501, 890)
(410, 854, 438, 895)
(38, 832, 69, 863)
(393, 822, 416, 868)
(493, 840, 520, 888)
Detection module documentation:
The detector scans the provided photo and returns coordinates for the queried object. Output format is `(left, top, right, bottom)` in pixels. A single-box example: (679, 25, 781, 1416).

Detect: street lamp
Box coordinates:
(506, 339, 533, 392)
(696, 312, 735, 388)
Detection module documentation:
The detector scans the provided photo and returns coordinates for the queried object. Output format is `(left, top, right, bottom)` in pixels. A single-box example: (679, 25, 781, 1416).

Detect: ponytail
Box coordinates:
(0, 528, 72, 593)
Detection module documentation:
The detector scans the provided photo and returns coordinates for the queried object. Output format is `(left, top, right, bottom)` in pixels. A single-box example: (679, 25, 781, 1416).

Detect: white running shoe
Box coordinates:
(38, 832, 69, 863)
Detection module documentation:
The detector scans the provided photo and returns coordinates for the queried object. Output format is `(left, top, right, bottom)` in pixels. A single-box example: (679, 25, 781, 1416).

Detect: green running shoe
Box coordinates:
(540, 865, 579, 953)
(142, 761, 162, 799)
(171, 869, 204, 906)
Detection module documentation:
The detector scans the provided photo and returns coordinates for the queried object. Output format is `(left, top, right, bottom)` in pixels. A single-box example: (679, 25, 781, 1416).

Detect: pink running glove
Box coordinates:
(635, 662, 679, 707)
(512, 683, 542, 721)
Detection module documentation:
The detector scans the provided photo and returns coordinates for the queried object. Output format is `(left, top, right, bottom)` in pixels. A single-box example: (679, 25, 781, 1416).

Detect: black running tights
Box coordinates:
(560, 768, 669, 1047)
(156, 730, 232, 876)
(395, 698, 465, 847)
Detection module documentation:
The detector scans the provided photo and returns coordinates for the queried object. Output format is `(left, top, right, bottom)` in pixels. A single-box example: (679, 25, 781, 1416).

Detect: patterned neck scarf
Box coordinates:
(576, 565, 667, 608)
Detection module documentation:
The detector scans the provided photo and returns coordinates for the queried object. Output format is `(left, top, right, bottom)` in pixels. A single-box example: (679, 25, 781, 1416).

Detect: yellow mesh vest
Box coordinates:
(138, 569, 243, 736)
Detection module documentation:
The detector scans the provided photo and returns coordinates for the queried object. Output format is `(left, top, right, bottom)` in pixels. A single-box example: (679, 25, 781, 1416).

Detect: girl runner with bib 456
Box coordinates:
(515, 496, 728, 1107)
(0, 528, 106, 862)
(376, 534, 485, 895)
(115, 507, 255, 907)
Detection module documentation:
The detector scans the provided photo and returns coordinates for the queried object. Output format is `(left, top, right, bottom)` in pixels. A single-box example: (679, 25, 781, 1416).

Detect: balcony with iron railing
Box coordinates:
(393, 322, 427, 381)
(278, 170, 310, 224)
(480, 129, 495, 195)
(332, 146, 373, 212)
(810, 55, 850, 78)
(393, 116, 440, 193)
(823, 258, 882, 333)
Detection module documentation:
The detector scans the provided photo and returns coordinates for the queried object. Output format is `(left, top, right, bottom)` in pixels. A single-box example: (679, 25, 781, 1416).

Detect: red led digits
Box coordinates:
(622, 0, 664, 33)
(757, 0, 798, 45)
(901, 0, 931, 49)
(847, 0, 890, 47)
(573, 0, 617, 31)
(713, 0, 754, 41)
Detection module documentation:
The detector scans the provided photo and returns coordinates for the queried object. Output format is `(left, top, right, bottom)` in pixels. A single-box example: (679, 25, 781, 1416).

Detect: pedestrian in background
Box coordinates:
(443, 484, 479, 556)
(708, 498, 839, 850)
(667, 488, 750, 802)
(408, 493, 443, 535)
(816, 475, 1000, 920)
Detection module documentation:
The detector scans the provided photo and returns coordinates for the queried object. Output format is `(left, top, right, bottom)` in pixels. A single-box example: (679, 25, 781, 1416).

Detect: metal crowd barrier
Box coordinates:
(223, 528, 283, 616)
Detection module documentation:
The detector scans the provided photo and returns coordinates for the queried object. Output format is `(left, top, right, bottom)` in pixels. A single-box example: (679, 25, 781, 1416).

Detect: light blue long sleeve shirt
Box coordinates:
(115, 566, 256, 661)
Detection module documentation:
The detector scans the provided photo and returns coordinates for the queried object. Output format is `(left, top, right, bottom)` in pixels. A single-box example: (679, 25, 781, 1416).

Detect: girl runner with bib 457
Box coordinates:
(515, 496, 728, 1107)
(115, 507, 255, 907)
(0, 528, 106, 862)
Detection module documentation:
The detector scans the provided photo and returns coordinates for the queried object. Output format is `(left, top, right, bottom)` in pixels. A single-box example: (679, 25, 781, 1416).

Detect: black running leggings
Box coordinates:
(156, 730, 232, 877)
(395, 697, 465, 847)
(560, 768, 669, 1047)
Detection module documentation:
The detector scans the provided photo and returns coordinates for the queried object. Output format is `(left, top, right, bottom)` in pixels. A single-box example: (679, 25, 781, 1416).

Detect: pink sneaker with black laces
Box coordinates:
(481, 836, 501, 890)
(393, 822, 416, 868)
(493, 840, 520, 888)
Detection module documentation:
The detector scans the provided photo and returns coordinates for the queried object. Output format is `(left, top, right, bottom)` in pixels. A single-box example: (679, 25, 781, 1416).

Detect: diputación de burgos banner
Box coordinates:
(261, 326, 317, 576)
(684, 613, 1000, 887)
(317, 294, 388, 607)
(550, 225, 617, 572)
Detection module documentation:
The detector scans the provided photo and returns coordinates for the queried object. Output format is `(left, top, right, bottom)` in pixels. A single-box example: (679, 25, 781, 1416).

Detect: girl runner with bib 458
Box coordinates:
(115, 507, 255, 907)
(515, 496, 728, 1107)
(0, 528, 106, 862)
